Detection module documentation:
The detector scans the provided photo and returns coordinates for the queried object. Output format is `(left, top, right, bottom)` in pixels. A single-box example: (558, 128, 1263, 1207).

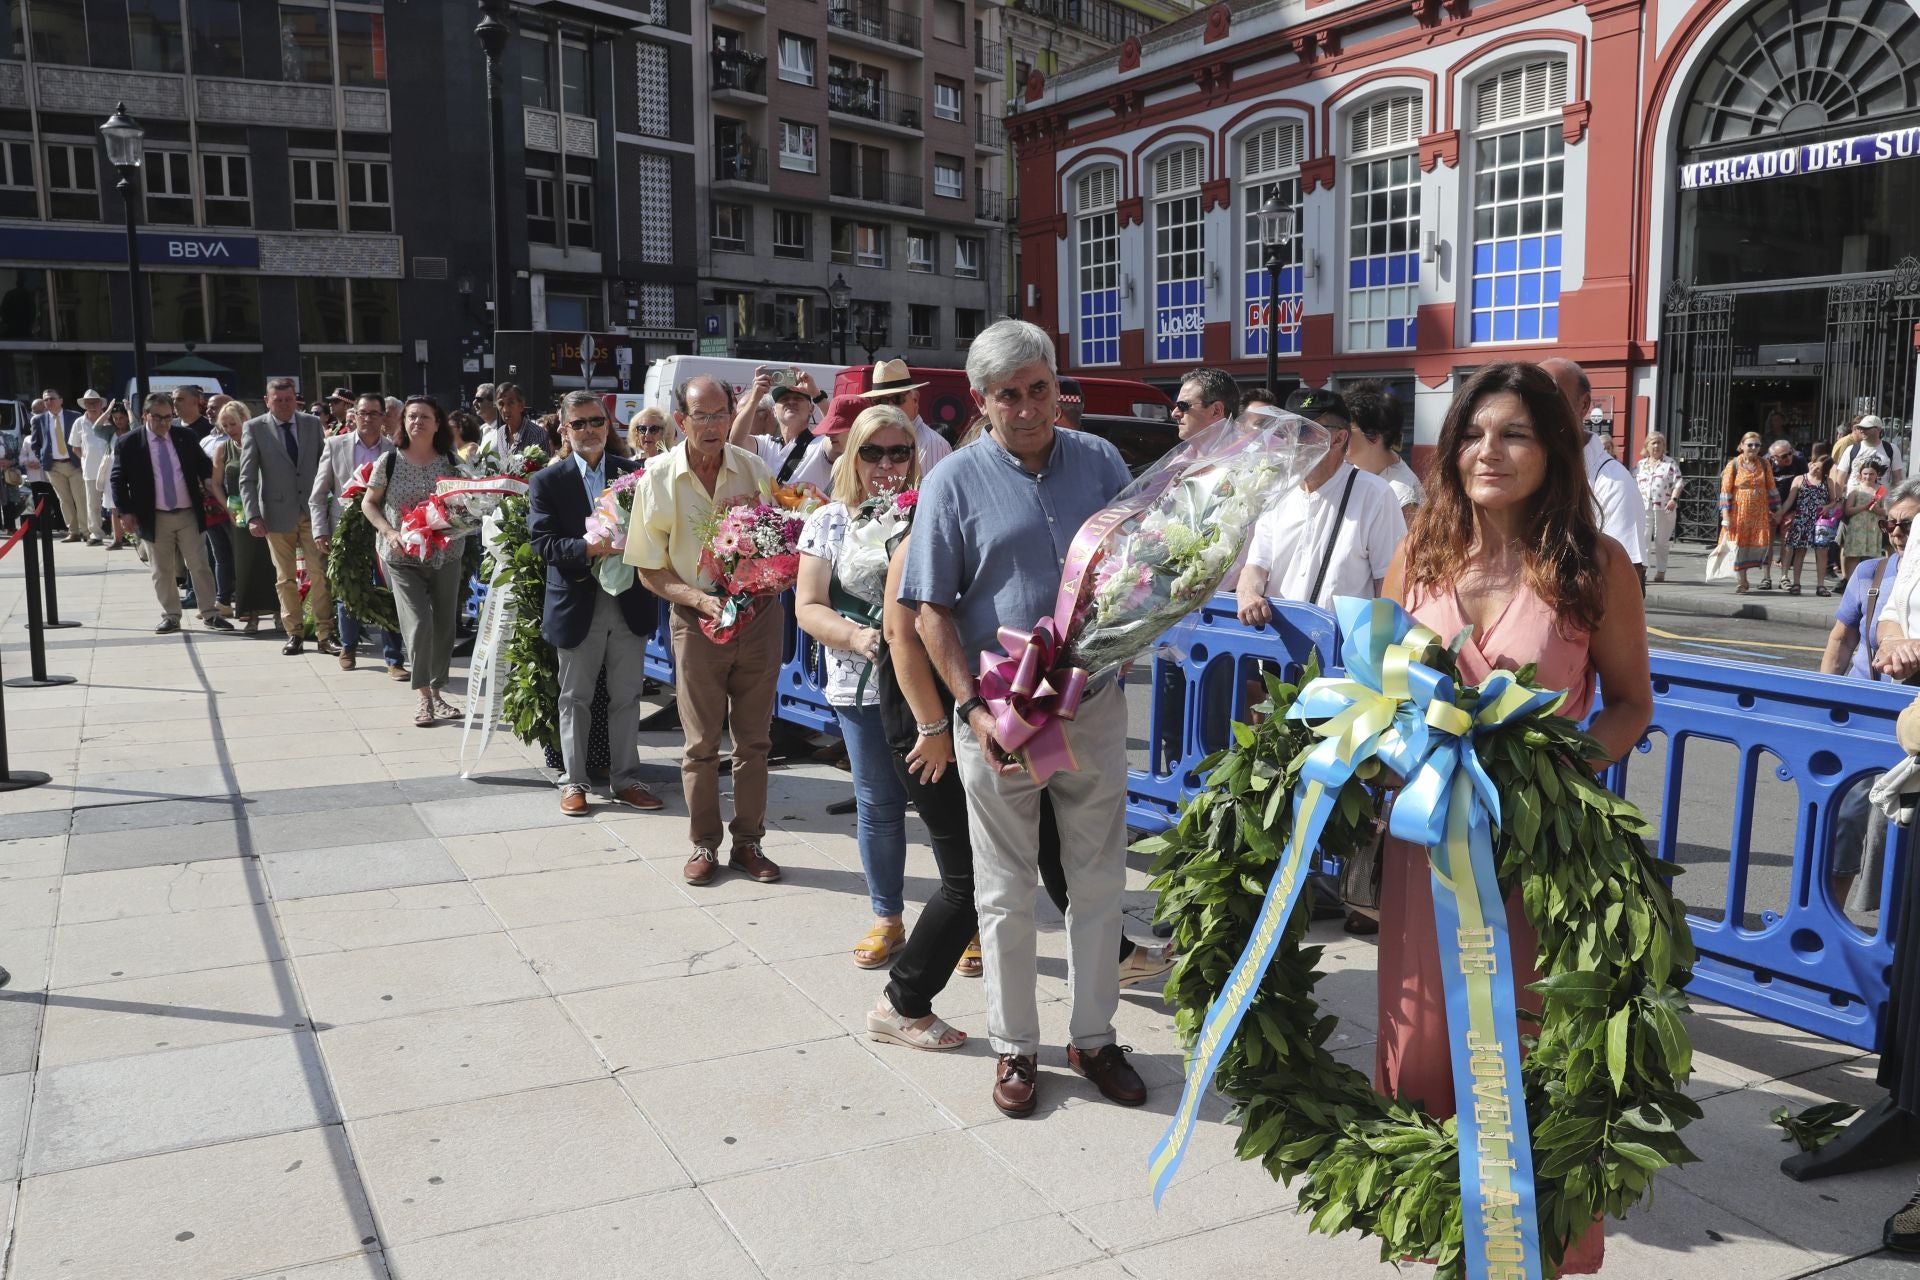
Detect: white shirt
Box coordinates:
(1584, 433, 1648, 565)
(70, 412, 108, 460)
(913, 416, 952, 473)
(1379, 457, 1423, 509)
(1837, 437, 1905, 491)
(1246, 462, 1407, 611)
(789, 438, 839, 494)
(750, 430, 817, 480)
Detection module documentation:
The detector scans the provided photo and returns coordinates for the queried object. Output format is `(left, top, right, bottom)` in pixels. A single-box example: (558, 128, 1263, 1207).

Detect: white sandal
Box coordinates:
(866, 1001, 967, 1052)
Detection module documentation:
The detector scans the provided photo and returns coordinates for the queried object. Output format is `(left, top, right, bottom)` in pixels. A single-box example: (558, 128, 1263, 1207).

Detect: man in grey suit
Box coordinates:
(26, 388, 86, 540)
(311, 391, 406, 676)
(241, 375, 340, 657)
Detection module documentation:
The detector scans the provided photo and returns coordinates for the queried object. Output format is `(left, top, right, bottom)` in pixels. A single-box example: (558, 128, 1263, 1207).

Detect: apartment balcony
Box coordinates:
(711, 52, 767, 98)
(975, 112, 1005, 151)
(975, 188, 1005, 222)
(974, 39, 1004, 80)
(706, 0, 766, 16)
(827, 1, 922, 52)
(1007, 0, 1155, 44)
(713, 145, 768, 186)
(827, 80, 924, 134)
(831, 165, 922, 209)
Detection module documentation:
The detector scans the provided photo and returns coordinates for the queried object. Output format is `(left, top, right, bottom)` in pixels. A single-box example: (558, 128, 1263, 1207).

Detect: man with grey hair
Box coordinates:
(241, 376, 340, 656)
(900, 318, 1147, 1118)
(1173, 366, 1237, 441)
(625, 374, 782, 885)
(1541, 357, 1647, 586)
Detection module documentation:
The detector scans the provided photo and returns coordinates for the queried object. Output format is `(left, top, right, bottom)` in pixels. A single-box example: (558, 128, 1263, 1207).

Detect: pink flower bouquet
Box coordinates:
(585, 469, 644, 594)
(694, 482, 824, 642)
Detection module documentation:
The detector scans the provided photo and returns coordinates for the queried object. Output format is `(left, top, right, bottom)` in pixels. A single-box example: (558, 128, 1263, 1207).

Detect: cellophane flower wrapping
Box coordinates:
(395, 445, 546, 563)
(586, 469, 644, 595)
(836, 487, 917, 610)
(1062, 408, 1331, 679)
(695, 480, 825, 642)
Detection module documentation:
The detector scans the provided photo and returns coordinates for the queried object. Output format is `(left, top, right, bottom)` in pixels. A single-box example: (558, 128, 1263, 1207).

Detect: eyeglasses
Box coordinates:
(1885, 519, 1913, 535)
(472, 396, 493, 405)
(636, 424, 664, 436)
(858, 443, 915, 465)
(567, 414, 608, 430)
(684, 411, 730, 426)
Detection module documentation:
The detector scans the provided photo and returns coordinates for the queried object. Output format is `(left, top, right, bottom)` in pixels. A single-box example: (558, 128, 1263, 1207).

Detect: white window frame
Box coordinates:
(1468, 60, 1569, 346)
(1343, 94, 1422, 353)
(526, 157, 558, 244)
(953, 236, 981, 278)
(345, 157, 393, 232)
(44, 141, 99, 220)
(143, 148, 195, 224)
(1150, 144, 1205, 364)
(0, 138, 32, 190)
(907, 231, 934, 273)
(290, 155, 339, 230)
(712, 202, 748, 253)
(908, 303, 936, 348)
(1073, 166, 1121, 367)
(200, 151, 251, 226)
(933, 80, 963, 122)
(564, 168, 595, 246)
(777, 34, 816, 86)
(779, 120, 817, 173)
(933, 156, 963, 199)
(1237, 122, 1304, 360)
(855, 222, 886, 268)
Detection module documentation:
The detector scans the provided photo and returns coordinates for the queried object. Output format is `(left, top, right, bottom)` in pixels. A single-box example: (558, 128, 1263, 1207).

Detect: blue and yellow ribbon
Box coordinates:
(1148, 597, 1561, 1280)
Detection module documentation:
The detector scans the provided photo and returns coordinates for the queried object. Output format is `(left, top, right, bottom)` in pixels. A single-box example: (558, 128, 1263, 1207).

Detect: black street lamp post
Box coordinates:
(828, 274, 851, 365)
(1258, 195, 1297, 398)
(855, 312, 888, 364)
(99, 104, 149, 406)
(476, 2, 516, 334)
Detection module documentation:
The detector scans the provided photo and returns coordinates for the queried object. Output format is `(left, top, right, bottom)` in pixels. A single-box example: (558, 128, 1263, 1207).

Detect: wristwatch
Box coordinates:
(954, 695, 987, 726)
(811, 390, 829, 405)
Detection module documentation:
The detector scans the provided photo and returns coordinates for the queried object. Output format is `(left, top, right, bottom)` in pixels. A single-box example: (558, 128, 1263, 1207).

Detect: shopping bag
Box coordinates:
(1703, 539, 1735, 582)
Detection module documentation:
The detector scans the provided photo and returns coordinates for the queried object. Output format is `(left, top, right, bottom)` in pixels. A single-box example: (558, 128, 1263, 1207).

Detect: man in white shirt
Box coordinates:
(70, 388, 112, 544)
(788, 396, 862, 494)
(1342, 380, 1423, 516)
(731, 366, 828, 483)
(1541, 358, 1647, 586)
(856, 358, 952, 473)
(1836, 414, 1905, 491)
(1236, 388, 1406, 620)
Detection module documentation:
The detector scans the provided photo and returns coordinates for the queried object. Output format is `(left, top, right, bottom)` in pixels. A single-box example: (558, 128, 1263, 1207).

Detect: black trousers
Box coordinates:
(884, 753, 977, 1020)
(1879, 842, 1919, 1114)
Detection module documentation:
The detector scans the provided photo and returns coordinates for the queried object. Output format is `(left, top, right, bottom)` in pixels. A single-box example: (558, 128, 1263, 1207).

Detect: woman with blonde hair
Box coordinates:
(1720, 430, 1778, 593)
(208, 399, 279, 633)
(1633, 431, 1684, 582)
(628, 406, 675, 459)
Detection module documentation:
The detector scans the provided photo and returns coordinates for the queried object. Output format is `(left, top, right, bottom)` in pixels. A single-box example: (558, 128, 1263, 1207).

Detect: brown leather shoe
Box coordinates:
(559, 785, 589, 816)
(387, 664, 409, 681)
(1067, 1043, 1146, 1106)
(614, 783, 665, 811)
(339, 651, 357, 671)
(992, 1053, 1039, 1118)
(728, 842, 782, 883)
(683, 846, 720, 885)
(316, 636, 344, 656)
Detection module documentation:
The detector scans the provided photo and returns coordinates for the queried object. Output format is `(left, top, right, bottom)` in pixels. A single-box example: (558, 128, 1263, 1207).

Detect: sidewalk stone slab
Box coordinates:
(439, 824, 635, 880)
(706, 1128, 1101, 1279)
(706, 890, 883, 964)
(293, 932, 543, 1026)
(622, 1036, 951, 1181)
(69, 764, 234, 809)
(262, 839, 464, 901)
(50, 902, 284, 988)
(247, 805, 434, 857)
(275, 884, 500, 958)
(413, 792, 585, 839)
(239, 1256, 393, 1280)
(37, 960, 306, 1067)
(563, 965, 843, 1074)
(347, 1078, 687, 1245)
(0, 835, 66, 881)
(1116, 1209, 1406, 1278)
(9, 1125, 378, 1280)
(383, 1189, 762, 1280)
(318, 997, 606, 1120)
(0, 877, 59, 931)
(0, 992, 46, 1074)
(1596, 1179, 1829, 1280)
(57, 859, 264, 925)
(0, 1071, 29, 1181)
(25, 1030, 337, 1174)
(472, 861, 694, 929)
(66, 819, 248, 873)
(0, 928, 51, 996)
(511, 906, 756, 995)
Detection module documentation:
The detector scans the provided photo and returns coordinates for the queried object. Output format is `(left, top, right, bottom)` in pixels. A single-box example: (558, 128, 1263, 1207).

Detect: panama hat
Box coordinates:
(857, 359, 928, 399)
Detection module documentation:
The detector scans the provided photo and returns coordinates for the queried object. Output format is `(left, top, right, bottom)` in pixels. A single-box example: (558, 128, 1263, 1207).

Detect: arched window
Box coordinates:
(1150, 144, 1205, 363)
(1345, 94, 1421, 351)
(1468, 59, 1569, 344)
(1072, 166, 1121, 367)
(1238, 121, 1305, 360)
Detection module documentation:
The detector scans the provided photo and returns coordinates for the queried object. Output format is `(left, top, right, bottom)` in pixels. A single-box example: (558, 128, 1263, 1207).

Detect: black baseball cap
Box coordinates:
(1285, 386, 1351, 427)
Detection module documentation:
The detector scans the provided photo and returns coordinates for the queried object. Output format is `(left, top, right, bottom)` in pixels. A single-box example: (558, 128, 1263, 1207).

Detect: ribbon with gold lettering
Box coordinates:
(1149, 598, 1559, 1280)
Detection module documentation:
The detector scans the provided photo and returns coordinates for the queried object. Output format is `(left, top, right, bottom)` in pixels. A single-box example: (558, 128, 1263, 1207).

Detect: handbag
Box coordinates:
(1337, 789, 1391, 917)
(1703, 538, 1736, 582)
(201, 489, 231, 526)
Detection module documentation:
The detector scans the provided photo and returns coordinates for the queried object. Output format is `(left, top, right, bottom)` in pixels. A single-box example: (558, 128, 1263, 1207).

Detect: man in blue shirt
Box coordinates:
(899, 319, 1144, 1118)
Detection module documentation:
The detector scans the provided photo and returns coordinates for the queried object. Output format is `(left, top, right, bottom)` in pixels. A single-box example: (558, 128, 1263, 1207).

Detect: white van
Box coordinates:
(641, 356, 843, 416)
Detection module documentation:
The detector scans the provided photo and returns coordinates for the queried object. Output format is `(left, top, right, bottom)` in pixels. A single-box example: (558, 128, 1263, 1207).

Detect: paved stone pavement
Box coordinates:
(0, 548, 1914, 1280)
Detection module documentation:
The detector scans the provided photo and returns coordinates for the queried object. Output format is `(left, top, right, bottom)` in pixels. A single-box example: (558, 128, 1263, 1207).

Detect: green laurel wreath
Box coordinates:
(1142, 662, 1700, 1279)
(483, 496, 562, 757)
(325, 503, 399, 635)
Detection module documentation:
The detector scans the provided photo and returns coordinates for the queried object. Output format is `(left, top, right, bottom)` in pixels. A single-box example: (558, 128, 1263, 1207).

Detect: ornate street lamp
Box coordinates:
(1258, 194, 1297, 398)
(828, 273, 852, 365)
(475, 2, 515, 332)
(99, 103, 150, 407)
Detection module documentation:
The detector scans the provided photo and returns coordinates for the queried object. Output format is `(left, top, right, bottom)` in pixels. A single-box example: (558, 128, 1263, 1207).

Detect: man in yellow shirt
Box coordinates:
(625, 374, 784, 887)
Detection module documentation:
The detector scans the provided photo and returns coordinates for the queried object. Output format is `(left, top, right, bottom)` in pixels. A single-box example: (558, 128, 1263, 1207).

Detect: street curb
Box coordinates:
(1644, 583, 1839, 626)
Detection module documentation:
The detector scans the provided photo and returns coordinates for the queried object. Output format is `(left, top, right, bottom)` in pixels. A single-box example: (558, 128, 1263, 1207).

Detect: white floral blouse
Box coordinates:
(1635, 457, 1684, 510)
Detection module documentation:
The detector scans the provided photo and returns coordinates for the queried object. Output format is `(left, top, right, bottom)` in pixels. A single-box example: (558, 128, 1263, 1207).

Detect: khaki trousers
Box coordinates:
(145, 509, 217, 622)
(46, 460, 86, 536)
(265, 517, 335, 639)
(668, 601, 782, 851)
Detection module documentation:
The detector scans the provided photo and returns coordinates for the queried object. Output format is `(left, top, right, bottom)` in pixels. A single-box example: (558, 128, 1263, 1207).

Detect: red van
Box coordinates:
(831, 366, 1172, 438)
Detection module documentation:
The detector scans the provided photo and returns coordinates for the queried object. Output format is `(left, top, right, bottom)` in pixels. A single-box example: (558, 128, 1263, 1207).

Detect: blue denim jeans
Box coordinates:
(836, 701, 909, 917)
(338, 601, 404, 666)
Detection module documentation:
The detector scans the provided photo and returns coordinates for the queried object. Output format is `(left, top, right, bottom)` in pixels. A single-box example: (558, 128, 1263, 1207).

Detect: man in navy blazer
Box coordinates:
(527, 390, 664, 816)
(110, 391, 235, 635)
(26, 388, 86, 539)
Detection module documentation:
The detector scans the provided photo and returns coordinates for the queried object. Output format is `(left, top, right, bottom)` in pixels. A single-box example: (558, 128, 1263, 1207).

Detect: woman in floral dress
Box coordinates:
(1777, 453, 1835, 596)
(1719, 431, 1778, 593)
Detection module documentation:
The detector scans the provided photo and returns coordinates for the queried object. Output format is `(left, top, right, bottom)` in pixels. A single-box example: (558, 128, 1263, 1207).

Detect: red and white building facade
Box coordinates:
(1011, 0, 1920, 538)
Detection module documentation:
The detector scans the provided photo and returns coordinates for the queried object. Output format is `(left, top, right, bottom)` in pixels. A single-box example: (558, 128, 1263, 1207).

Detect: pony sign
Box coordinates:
(1245, 297, 1304, 335)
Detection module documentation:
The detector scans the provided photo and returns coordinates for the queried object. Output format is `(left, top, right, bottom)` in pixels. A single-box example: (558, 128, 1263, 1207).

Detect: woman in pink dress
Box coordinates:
(1376, 363, 1653, 1274)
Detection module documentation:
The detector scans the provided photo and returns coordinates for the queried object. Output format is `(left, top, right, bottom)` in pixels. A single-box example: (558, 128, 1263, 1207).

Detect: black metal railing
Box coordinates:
(975, 39, 1004, 74)
(975, 188, 1005, 221)
(976, 113, 1005, 148)
(713, 145, 767, 183)
(831, 165, 922, 208)
(827, 1, 921, 48)
(1010, 0, 1154, 44)
(711, 52, 766, 93)
(827, 80, 924, 130)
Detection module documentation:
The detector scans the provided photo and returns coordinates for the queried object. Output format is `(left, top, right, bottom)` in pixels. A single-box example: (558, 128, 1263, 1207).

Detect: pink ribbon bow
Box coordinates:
(976, 616, 1090, 784)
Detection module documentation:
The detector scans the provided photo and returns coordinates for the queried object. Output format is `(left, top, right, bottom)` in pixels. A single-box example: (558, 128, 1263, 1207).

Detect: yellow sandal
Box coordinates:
(853, 921, 906, 969)
(955, 935, 983, 978)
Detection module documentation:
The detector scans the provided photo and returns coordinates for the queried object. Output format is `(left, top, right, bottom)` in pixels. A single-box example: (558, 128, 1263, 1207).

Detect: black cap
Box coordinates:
(328, 386, 355, 402)
(1285, 386, 1350, 426)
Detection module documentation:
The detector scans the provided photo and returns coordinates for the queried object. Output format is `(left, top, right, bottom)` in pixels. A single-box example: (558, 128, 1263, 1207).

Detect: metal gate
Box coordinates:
(1822, 256, 1920, 460)
(1655, 282, 1736, 543)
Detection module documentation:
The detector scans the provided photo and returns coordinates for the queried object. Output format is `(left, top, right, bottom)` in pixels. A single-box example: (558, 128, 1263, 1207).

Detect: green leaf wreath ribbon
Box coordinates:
(1150, 597, 1561, 1280)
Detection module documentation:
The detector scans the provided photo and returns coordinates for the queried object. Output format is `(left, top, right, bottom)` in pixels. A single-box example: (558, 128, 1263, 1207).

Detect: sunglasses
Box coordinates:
(1885, 519, 1913, 535)
(636, 424, 664, 436)
(1171, 400, 1192, 414)
(568, 414, 608, 430)
(858, 443, 915, 465)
